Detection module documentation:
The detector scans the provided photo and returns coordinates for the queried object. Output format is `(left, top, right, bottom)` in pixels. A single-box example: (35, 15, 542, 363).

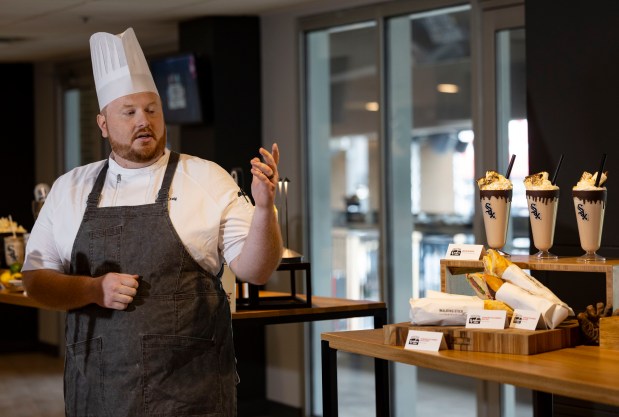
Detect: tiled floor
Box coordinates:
(0, 351, 532, 417)
(0, 353, 64, 417)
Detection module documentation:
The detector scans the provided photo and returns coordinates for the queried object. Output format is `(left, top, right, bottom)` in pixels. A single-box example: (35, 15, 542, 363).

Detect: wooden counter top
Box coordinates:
(0, 287, 386, 326)
(322, 328, 619, 408)
(0, 288, 49, 309)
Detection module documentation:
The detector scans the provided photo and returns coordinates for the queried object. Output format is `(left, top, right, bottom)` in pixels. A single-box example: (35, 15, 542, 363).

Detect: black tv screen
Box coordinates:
(150, 53, 203, 125)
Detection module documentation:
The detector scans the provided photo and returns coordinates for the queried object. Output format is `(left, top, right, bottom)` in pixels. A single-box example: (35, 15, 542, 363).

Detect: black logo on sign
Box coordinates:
(530, 203, 541, 220)
(485, 203, 496, 219)
(468, 315, 481, 324)
(514, 316, 522, 324)
(450, 249, 461, 256)
(408, 337, 420, 346)
(577, 204, 588, 221)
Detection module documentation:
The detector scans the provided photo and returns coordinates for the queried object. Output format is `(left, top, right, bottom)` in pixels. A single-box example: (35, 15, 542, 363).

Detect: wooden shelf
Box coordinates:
(440, 255, 619, 308)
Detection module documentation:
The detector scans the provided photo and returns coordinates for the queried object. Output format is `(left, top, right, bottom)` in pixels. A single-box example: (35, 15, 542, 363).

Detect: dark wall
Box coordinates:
(0, 63, 38, 351)
(526, 0, 619, 314)
(178, 16, 262, 195)
(0, 64, 36, 231)
(527, 1, 619, 259)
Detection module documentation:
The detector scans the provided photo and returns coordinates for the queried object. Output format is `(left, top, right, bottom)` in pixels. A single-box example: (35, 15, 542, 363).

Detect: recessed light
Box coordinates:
(437, 84, 459, 93)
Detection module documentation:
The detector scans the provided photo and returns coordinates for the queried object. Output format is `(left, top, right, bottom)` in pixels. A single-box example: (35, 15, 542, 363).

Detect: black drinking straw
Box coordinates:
(551, 154, 564, 185)
(505, 154, 516, 179)
(594, 153, 607, 187)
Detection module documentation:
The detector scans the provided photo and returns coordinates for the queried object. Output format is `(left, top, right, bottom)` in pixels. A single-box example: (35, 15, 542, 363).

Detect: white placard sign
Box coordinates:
(465, 309, 507, 329)
(444, 244, 485, 260)
(509, 309, 541, 330)
(404, 330, 447, 352)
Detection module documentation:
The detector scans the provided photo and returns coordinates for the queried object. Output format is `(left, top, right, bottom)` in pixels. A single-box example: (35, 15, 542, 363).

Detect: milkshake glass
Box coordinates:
(573, 189, 606, 262)
(526, 189, 559, 259)
(480, 189, 512, 256)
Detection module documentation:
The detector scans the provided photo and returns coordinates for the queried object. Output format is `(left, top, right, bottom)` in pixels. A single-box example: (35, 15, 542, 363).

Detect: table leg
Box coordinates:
(374, 358, 389, 417)
(372, 310, 390, 417)
(322, 339, 338, 417)
(532, 391, 553, 417)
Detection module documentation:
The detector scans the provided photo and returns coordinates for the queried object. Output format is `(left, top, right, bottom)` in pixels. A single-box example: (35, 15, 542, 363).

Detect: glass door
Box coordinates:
(386, 6, 479, 417)
(305, 21, 381, 417)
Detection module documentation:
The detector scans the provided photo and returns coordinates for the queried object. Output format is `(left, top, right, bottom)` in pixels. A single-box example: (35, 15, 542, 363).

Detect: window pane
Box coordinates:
(306, 21, 380, 417)
(387, 6, 476, 417)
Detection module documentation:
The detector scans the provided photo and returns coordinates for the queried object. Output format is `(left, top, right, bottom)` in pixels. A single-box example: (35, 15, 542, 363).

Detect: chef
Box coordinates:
(22, 28, 282, 417)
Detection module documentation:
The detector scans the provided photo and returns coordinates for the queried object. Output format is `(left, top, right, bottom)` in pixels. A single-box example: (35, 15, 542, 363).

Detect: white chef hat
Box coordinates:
(90, 27, 159, 110)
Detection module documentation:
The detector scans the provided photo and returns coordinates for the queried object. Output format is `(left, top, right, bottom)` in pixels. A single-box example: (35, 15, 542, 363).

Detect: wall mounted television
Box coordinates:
(150, 53, 204, 125)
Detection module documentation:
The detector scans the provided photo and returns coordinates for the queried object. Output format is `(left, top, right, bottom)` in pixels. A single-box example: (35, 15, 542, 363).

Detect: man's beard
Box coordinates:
(108, 129, 167, 164)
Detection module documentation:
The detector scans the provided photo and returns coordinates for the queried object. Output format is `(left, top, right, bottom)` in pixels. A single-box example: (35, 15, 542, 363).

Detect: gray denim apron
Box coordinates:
(64, 152, 236, 417)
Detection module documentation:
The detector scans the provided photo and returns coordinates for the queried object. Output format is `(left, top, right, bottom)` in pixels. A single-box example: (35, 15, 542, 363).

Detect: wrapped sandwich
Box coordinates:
(466, 250, 573, 329)
(483, 249, 573, 315)
(409, 290, 513, 326)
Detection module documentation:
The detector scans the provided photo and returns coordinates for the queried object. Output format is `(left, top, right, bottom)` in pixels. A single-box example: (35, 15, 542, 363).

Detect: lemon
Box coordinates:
(12, 272, 22, 280)
(0, 270, 12, 286)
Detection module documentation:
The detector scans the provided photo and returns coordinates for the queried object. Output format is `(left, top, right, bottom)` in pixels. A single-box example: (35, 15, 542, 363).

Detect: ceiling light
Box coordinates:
(365, 102, 379, 111)
(437, 83, 459, 93)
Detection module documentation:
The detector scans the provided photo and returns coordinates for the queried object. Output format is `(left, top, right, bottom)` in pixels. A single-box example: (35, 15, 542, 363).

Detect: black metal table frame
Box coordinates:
(321, 315, 389, 417)
(233, 300, 387, 417)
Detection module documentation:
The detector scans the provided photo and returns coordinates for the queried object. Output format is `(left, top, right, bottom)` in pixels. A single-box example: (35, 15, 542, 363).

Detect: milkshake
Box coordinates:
(478, 171, 513, 255)
(524, 172, 559, 259)
(572, 171, 608, 262)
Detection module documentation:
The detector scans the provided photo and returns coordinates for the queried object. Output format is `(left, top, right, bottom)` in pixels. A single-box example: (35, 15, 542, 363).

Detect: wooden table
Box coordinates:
(0, 288, 48, 309)
(321, 328, 619, 417)
(441, 255, 619, 309)
(0, 288, 386, 325)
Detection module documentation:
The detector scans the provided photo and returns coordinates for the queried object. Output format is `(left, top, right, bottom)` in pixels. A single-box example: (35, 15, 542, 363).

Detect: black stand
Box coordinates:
(236, 262, 312, 310)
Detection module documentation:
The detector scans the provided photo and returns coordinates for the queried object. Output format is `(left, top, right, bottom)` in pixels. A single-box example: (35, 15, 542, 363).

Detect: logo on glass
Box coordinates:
(484, 203, 496, 219)
(577, 204, 589, 221)
(530, 203, 541, 220)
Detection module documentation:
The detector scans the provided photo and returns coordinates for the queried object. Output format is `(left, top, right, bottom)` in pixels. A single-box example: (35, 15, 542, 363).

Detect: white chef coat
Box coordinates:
(23, 149, 254, 276)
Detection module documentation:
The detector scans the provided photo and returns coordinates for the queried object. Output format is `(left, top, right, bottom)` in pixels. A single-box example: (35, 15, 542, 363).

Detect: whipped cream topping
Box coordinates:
(524, 171, 559, 190)
(477, 170, 513, 190)
(573, 171, 608, 190)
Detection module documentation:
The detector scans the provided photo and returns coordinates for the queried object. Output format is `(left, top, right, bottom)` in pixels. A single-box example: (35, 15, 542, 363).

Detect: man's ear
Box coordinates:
(96, 113, 108, 138)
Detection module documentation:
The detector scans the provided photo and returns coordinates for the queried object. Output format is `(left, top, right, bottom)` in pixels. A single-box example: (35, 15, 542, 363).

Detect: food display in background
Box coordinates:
(0, 261, 23, 292)
(0, 216, 27, 269)
(572, 167, 608, 262)
(477, 170, 513, 256)
(470, 249, 573, 329)
(524, 171, 560, 259)
(409, 289, 513, 326)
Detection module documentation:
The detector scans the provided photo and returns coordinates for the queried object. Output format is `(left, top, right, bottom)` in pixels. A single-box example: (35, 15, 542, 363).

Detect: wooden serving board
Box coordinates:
(384, 321, 580, 355)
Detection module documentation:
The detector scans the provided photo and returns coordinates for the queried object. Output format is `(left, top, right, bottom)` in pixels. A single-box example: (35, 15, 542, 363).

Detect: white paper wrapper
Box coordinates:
(495, 282, 569, 329)
(502, 264, 574, 316)
(410, 291, 484, 326)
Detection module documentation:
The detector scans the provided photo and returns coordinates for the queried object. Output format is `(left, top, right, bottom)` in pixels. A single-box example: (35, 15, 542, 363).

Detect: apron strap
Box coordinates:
(156, 151, 180, 204)
(86, 161, 110, 209)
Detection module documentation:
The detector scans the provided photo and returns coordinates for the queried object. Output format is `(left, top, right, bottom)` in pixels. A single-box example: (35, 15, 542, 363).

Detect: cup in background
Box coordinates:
(480, 189, 512, 256)
(573, 189, 606, 262)
(526, 189, 559, 259)
(3, 236, 25, 267)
